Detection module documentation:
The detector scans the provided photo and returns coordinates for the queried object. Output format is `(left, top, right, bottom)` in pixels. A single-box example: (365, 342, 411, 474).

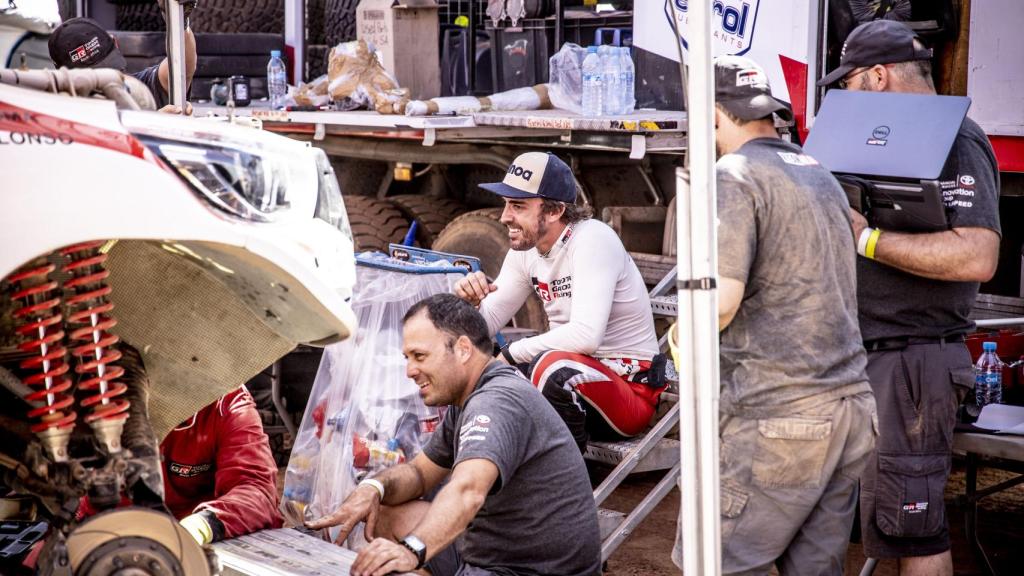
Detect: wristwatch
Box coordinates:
(400, 535, 427, 569)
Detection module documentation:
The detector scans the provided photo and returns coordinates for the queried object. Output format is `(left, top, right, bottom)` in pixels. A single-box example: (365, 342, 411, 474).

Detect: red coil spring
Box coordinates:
(8, 263, 77, 433)
(61, 241, 129, 424)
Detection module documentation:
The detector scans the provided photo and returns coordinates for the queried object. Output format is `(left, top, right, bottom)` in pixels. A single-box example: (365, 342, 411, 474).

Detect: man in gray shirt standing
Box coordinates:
(673, 55, 877, 575)
(308, 293, 600, 576)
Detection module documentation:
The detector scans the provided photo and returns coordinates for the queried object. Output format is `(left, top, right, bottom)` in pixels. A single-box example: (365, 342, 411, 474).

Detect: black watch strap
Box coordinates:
(400, 535, 426, 570)
(500, 345, 515, 365)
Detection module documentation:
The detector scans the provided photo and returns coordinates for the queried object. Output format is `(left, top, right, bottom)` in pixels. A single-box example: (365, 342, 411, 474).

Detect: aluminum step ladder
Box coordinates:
(589, 266, 682, 562)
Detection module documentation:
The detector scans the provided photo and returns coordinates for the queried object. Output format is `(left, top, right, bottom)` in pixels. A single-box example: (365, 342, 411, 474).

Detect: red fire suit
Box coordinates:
(160, 386, 283, 541)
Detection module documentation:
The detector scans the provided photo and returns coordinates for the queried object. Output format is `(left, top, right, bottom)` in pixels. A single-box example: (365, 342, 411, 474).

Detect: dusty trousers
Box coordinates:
(673, 392, 877, 575)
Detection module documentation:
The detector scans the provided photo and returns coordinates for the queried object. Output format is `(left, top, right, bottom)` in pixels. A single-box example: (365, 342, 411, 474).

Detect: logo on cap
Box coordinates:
(507, 163, 534, 182)
(69, 36, 102, 64)
(736, 68, 766, 88)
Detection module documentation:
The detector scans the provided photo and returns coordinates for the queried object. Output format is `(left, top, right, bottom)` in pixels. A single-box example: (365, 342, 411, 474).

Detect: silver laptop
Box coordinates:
(804, 90, 971, 232)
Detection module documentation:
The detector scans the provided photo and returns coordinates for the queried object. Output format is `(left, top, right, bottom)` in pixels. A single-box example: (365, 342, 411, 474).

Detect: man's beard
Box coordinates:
(509, 213, 548, 251)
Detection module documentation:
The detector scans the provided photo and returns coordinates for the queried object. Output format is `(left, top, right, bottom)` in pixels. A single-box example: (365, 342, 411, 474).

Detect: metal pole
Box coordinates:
(164, 0, 188, 108)
(671, 0, 721, 574)
(285, 0, 305, 84)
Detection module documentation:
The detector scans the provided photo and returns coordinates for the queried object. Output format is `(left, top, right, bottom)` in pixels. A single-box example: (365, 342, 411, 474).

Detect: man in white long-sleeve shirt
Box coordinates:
(454, 151, 664, 452)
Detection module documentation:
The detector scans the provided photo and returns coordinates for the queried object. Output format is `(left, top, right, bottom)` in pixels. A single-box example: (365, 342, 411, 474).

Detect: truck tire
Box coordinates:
(345, 196, 411, 252)
(324, 0, 360, 46)
(387, 195, 468, 247)
(433, 209, 548, 331)
(115, 0, 284, 34)
(115, 3, 164, 31)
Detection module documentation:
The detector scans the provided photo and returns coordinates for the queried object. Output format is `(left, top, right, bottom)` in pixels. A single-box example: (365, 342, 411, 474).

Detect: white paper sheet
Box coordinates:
(973, 404, 1024, 435)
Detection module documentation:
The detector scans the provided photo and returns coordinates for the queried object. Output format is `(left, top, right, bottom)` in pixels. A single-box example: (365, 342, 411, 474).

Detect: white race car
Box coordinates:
(0, 78, 357, 575)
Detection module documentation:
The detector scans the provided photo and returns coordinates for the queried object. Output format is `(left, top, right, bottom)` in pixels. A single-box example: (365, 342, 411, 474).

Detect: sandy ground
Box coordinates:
(601, 461, 1024, 575)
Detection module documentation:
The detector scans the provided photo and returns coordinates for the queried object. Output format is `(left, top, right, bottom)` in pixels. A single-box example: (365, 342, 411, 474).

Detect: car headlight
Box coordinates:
(140, 136, 289, 222)
(313, 149, 353, 241)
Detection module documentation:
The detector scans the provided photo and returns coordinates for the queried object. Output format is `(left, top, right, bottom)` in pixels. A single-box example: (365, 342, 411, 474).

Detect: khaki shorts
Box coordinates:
(674, 392, 877, 576)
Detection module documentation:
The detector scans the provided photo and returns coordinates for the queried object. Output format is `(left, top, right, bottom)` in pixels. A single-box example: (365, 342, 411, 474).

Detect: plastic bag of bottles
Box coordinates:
(547, 43, 587, 114)
(280, 264, 459, 549)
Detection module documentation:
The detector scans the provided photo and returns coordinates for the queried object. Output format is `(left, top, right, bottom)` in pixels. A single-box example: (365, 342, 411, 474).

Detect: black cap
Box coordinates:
(48, 17, 127, 71)
(480, 152, 577, 203)
(714, 55, 793, 122)
(817, 20, 933, 87)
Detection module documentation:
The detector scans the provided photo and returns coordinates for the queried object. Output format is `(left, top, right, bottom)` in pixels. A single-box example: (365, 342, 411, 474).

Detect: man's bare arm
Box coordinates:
(871, 227, 999, 282)
(851, 209, 999, 282)
(158, 27, 197, 92)
(305, 452, 448, 543)
(403, 458, 498, 563)
(378, 453, 449, 505)
(718, 276, 745, 330)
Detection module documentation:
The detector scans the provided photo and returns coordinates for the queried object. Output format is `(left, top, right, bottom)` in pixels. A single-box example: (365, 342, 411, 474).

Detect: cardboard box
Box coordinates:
(356, 0, 440, 100)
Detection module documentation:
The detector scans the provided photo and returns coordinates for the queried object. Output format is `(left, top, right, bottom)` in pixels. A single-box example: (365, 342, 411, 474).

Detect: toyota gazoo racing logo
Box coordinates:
(665, 0, 761, 55)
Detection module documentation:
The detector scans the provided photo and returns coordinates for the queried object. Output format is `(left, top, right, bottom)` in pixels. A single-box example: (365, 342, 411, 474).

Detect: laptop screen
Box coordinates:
(804, 90, 971, 180)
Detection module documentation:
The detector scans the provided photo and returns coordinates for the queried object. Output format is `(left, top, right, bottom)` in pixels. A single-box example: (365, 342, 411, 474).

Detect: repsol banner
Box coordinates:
(634, 0, 812, 107)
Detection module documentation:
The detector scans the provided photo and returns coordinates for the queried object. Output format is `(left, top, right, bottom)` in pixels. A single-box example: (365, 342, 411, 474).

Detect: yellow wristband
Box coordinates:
(865, 228, 882, 260)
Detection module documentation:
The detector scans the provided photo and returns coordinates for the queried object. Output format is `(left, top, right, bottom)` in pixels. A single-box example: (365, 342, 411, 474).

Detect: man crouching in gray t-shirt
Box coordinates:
(308, 293, 601, 576)
(672, 56, 877, 575)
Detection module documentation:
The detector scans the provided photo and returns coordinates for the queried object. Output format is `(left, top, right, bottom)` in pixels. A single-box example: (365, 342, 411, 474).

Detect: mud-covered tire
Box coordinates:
(345, 196, 411, 252)
(387, 195, 468, 248)
(324, 0, 360, 46)
(433, 209, 548, 331)
(115, 0, 284, 34)
(331, 158, 388, 198)
(115, 2, 164, 31)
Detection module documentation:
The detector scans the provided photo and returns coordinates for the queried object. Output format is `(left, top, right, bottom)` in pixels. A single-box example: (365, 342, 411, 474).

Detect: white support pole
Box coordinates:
(164, 0, 188, 108)
(285, 0, 305, 84)
(673, 0, 721, 574)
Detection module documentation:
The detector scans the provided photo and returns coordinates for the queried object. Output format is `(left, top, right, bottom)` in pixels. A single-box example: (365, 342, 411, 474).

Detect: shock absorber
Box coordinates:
(61, 241, 129, 454)
(8, 259, 76, 462)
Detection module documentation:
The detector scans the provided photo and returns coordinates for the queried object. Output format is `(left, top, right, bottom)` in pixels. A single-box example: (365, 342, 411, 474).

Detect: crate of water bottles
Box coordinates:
(548, 41, 635, 117)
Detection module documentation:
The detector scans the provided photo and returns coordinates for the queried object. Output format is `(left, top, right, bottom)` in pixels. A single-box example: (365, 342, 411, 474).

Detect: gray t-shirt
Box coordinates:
(422, 363, 601, 576)
(857, 117, 1002, 341)
(717, 138, 870, 418)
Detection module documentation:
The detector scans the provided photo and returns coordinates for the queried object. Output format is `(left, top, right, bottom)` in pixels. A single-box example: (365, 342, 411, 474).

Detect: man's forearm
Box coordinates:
(871, 227, 998, 282)
(185, 27, 197, 83)
(405, 478, 486, 562)
(374, 462, 426, 505)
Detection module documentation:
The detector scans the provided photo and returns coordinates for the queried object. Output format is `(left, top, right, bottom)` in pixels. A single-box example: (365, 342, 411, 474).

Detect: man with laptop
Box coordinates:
(816, 20, 1001, 576)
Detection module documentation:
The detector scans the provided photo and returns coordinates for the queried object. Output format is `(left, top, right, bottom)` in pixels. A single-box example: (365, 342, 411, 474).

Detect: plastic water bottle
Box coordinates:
(581, 46, 603, 117)
(619, 47, 635, 114)
(267, 50, 287, 110)
(975, 341, 1004, 407)
(600, 45, 621, 116)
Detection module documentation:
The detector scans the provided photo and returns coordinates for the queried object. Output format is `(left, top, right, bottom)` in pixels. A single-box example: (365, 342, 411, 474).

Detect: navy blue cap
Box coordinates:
(480, 152, 576, 203)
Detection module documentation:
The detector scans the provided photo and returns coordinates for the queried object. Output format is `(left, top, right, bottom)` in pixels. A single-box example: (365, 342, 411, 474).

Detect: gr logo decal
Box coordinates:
(507, 164, 534, 181)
